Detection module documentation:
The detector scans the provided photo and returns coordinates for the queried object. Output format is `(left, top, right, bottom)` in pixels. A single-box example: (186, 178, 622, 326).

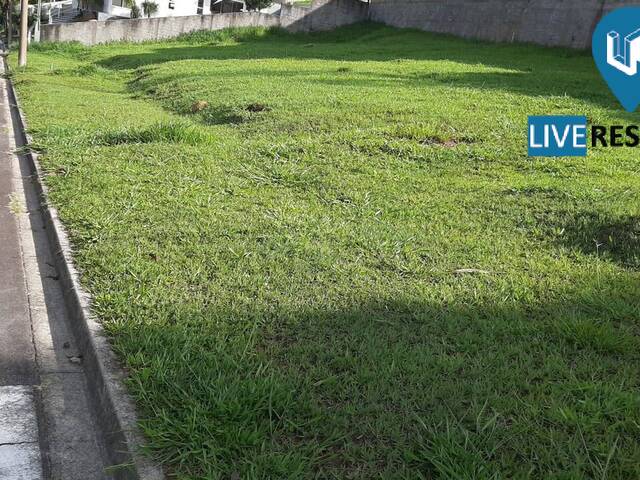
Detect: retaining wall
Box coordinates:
(369, 0, 640, 49)
(41, 12, 279, 44)
(280, 0, 369, 32)
(40, 0, 368, 45)
(39, 0, 640, 49)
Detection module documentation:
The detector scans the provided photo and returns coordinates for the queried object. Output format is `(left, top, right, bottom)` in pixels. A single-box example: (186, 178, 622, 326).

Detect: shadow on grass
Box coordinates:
(95, 23, 590, 70)
(90, 23, 640, 116)
(107, 266, 640, 478)
(551, 212, 640, 269)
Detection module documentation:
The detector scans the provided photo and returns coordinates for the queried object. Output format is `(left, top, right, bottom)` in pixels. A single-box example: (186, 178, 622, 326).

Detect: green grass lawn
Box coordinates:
(12, 24, 640, 479)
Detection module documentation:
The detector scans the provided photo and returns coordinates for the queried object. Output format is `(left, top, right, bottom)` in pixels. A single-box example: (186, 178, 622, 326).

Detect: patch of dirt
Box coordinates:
(191, 100, 209, 113)
(420, 136, 472, 148)
(246, 103, 271, 113)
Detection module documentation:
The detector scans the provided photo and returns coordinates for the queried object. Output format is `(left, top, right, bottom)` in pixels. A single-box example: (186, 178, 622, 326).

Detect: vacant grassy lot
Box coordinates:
(12, 24, 640, 479)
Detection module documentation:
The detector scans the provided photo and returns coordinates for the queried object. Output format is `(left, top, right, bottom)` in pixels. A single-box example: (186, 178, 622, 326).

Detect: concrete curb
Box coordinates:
(2, 56, 164, 480)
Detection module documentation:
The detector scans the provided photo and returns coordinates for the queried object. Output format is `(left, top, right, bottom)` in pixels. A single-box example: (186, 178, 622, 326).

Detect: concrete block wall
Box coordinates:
(41, 12, 282, 44)
(369, 0, 640, 49)
(40, 0, 640, 48)
(40, 0, 368, 45)
(280, 0, 369, 32)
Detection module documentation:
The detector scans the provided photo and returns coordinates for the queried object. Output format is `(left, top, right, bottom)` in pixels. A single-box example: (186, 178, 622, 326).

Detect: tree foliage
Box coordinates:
(141, 0, 158, 17)
(127, 0, 141, 18)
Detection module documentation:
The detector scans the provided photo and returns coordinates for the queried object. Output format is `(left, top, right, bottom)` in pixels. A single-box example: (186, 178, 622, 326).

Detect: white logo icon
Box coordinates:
(607, 28, 640, 76)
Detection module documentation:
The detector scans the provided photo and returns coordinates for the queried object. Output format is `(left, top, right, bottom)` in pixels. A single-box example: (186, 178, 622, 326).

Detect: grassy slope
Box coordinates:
(12, 25, 640, 479)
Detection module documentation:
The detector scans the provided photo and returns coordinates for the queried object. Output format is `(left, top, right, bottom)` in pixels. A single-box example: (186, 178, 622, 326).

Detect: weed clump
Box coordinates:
(175, 26, 284, 44)
(72, 64, 111, 77)
(30, 41, 92, 56)
(97, 121, 213, 146)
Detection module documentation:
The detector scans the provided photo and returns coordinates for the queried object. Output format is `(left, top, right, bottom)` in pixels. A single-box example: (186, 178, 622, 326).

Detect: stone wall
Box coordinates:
(369, 0, 640, 49)
(41, 12, 280, 44)
(41, 0, 640, 48)
(40, 0, 369, 45)
(280, 0, 369, 32)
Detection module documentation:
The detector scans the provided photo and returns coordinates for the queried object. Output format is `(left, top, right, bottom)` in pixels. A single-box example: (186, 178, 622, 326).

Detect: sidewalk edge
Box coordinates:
(2, 56, 165, 480)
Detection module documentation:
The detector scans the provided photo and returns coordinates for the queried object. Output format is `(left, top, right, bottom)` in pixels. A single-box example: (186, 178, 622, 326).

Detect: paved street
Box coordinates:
(0, 63, 42, 479)
(0, 386, 41, 480)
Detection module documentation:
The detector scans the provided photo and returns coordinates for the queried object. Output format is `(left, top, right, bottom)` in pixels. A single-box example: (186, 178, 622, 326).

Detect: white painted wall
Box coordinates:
(152, 0, 205, 17)
(110, 0, 212, 17)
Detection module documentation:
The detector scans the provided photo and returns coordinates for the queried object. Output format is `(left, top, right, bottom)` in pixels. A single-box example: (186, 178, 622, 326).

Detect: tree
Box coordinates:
(126, 0, 141, 18)
(244, 0, 272, 11)
(1, 0, 14, 44)
(130, 3, 141, 18)
(141, 0, 157, 17)
(0, 0, 34, 43)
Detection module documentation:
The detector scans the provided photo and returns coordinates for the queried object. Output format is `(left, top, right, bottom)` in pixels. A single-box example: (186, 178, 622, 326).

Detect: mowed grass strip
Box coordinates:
(12, 24, 640, 479)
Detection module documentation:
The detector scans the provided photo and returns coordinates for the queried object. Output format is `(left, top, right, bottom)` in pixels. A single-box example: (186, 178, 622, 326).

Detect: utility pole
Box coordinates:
(17, 0, 27, 66)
